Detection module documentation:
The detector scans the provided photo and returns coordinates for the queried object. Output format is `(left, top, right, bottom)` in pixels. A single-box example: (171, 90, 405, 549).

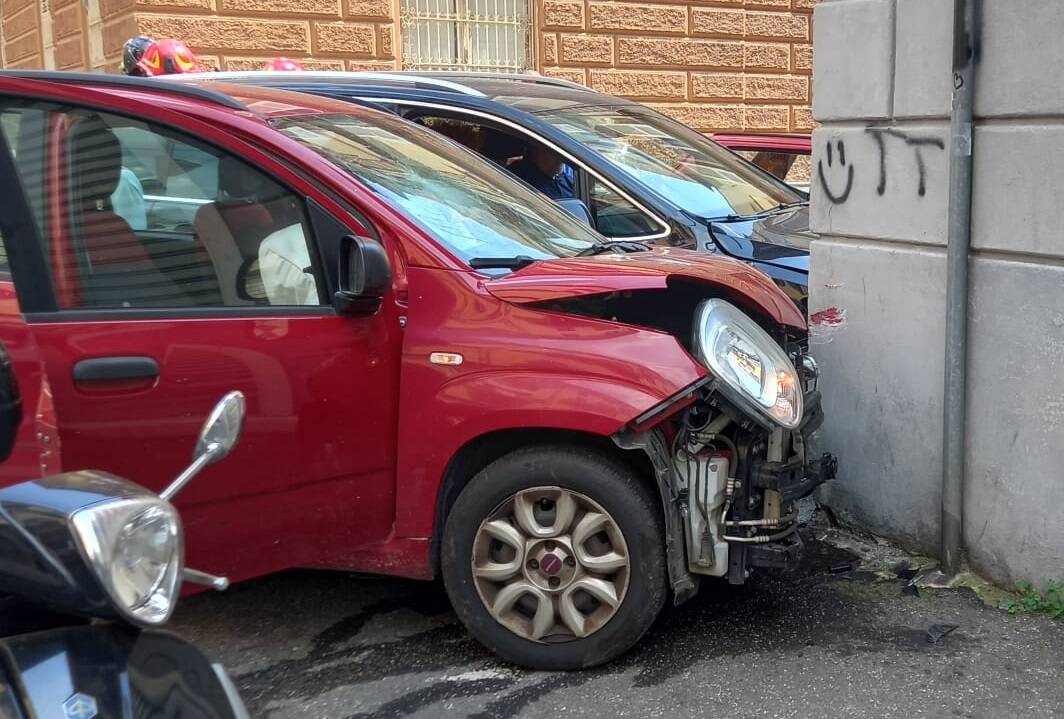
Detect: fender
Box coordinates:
(393, 370, 692, 538)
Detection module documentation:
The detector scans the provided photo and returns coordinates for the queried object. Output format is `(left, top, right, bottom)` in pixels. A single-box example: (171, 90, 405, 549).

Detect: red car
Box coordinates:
(0, 72, 833, 669)
(713, 133, 812, 191)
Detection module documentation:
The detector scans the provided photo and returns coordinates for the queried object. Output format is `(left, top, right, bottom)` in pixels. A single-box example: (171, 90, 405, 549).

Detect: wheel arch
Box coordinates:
(429, 427, 657, 578)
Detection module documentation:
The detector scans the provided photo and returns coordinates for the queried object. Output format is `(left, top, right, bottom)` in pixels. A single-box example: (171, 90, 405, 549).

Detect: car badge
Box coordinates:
(63, 692, 98, 719)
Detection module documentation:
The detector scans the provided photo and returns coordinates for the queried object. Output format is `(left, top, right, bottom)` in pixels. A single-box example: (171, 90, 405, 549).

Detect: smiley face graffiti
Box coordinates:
(817, 139, 854, 205)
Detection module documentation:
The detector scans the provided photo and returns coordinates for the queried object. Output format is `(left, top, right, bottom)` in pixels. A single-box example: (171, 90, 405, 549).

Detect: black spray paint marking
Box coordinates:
(817, 138, 854, 205)
(865, 128, 946, 197)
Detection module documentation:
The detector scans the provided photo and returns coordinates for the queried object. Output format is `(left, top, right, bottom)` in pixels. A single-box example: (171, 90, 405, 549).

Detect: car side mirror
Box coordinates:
(555, 198, 594, 227)
(334, 235, 391, 316)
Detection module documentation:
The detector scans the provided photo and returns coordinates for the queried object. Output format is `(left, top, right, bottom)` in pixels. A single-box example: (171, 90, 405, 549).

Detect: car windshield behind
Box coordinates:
(537, 105, 801, 219)
(271, 113, 603, 265)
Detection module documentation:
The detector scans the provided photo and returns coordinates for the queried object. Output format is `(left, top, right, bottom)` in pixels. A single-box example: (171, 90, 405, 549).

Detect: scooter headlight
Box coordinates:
(693, 299, 803, 429)
(71, 498, 183, 625)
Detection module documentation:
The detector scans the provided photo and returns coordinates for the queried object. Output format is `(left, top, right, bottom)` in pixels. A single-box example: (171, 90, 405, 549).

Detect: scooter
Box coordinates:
(0, 391, 250, 718)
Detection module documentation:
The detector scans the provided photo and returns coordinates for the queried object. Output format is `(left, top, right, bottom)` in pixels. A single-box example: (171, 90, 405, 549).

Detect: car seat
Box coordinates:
(72, 118, 214, 307)
(194, 156, 288, 305)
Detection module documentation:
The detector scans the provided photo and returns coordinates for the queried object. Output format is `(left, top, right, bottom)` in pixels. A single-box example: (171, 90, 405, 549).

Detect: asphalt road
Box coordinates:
(172, 528, 1064, 719)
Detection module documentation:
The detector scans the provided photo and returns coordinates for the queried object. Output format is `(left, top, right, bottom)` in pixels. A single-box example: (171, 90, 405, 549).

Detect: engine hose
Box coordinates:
(723, 522, 798, 544)
(726, 508, 799, 528)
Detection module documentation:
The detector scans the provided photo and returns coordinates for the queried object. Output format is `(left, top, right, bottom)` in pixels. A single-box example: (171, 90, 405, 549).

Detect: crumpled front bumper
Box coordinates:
(750, 390, 838, 504)
(730, 390, 838, 579)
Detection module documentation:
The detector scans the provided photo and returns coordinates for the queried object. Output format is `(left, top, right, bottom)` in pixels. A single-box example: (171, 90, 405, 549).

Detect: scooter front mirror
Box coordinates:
(160, 391, 245, 501)
(194, 391, 246, 466)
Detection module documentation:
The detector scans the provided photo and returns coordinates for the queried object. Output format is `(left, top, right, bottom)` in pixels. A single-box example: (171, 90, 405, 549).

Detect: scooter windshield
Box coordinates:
(272, 113, 604, 266)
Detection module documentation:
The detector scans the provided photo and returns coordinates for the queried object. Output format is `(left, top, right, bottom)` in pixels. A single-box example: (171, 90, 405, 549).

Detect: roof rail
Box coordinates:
(342, 72, 485, 96)
(387, 70, 590, 92)
(0, 70, 248, 111)
(170, 70, 486, 97)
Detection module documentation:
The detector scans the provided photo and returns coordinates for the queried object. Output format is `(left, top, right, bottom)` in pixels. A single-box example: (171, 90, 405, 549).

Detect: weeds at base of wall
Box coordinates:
(1006, 581, 1064, 619)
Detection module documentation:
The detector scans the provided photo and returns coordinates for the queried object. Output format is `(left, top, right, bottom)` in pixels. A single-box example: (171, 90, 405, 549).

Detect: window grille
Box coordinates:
(400, 0, 533, 73)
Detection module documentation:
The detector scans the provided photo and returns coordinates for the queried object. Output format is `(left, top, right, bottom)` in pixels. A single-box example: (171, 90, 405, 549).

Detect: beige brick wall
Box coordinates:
(2, 0, 45, 69)
(538, 0, 814, 132)
(132, 0, 399, 71)
(2, 0, 812, 135)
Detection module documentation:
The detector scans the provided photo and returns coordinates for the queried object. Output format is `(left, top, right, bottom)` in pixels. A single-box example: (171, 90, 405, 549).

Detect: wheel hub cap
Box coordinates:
(525, 538, 577, 591)
(471, 486, 631, 643)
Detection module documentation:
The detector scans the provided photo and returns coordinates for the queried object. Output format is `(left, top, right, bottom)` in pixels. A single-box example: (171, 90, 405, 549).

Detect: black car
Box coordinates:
(187, 71, 813, 305)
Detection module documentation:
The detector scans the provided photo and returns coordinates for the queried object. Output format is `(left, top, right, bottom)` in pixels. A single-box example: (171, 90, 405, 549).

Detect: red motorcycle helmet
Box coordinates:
(263, 57, 305, 71)
(136, 38, 205, 76)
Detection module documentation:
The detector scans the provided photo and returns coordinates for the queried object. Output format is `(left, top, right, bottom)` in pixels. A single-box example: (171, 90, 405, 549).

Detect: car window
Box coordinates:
(0, 112, 15, 274)
(739, 150, 811, 189)
(273, 112, 603, 265)
(0, 100, 325, 310)
(589, 179, 659, 238)
(408, 113, 660, 240)
(0, 106, 49, 274)
(538, 106, 801, 219)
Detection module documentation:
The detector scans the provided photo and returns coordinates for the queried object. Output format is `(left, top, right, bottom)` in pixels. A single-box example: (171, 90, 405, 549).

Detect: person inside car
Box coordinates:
(510, 144, 575, 200)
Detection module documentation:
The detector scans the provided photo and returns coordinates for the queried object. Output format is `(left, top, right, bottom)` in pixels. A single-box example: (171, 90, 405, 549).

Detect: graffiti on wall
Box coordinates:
(817, 127, 946, 205)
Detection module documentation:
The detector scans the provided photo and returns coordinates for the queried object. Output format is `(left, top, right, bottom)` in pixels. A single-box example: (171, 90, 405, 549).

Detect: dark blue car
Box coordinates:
(192, 71, 813, 305)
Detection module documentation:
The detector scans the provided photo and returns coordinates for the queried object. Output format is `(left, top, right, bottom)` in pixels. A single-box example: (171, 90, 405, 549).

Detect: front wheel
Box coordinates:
(441, 446, 666, 670)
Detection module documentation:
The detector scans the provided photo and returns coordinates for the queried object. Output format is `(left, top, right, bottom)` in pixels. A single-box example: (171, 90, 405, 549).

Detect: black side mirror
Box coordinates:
(555, 198, 594, 227)
(334, 235, 392, 316)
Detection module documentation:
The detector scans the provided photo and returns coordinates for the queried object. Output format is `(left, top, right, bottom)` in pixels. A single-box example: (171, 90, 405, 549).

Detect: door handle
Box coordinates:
(73, 356, 159, 383)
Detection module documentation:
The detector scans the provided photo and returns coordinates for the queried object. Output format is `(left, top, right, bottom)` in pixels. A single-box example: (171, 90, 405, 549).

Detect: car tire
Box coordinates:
(441, 445, 666, 670)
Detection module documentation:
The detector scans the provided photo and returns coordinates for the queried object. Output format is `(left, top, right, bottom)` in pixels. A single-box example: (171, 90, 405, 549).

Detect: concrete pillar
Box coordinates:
(811, 0, 1064, 588)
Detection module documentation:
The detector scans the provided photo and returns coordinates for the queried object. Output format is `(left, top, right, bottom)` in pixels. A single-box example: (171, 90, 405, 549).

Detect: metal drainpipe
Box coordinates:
(941, 0, 980, 578)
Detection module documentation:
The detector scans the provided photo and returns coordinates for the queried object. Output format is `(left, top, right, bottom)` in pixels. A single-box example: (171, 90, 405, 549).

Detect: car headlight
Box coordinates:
(693, 299, 803, 429)
(70, 497, 183, 625)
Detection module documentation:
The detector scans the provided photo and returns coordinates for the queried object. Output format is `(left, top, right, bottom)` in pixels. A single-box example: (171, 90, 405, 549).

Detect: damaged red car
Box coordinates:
(0, 72, 835, 670)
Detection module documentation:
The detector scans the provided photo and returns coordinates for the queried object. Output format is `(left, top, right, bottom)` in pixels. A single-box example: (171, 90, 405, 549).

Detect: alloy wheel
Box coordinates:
(471, 486, 630, 642)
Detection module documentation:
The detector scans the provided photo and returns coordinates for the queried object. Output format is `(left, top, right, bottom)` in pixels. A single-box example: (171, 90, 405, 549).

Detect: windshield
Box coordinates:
(271, 113, 603, 264)
(537, 105, 801, 219)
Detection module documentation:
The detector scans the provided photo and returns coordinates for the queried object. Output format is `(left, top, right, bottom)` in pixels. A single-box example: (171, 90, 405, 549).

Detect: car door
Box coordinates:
(0, 84, 401, 583)
(0, 237, 59, 483)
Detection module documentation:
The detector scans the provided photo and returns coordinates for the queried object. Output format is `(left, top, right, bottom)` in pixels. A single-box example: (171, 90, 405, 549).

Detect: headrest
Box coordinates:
(71, 118, 123, 207)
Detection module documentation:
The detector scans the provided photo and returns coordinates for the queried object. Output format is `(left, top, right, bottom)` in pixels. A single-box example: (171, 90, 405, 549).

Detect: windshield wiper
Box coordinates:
(770, 200, 808, 212)
(709, 200, 809, 223)
(469, 256, 539, 271)
(575, 241, 650, 257)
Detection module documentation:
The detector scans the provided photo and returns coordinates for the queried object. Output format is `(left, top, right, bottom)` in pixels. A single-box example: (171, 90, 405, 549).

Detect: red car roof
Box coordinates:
(181, 79, 365, 118)
(99, 79, 363, 120)
(712, 133, 811, 153)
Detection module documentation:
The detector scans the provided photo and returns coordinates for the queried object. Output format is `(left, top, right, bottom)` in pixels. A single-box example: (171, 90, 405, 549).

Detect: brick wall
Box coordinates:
(2, 0, 45, 69)
(132, 0, 399, 71)
(2, 0, 813, 136)
(538, 0, 814, 132)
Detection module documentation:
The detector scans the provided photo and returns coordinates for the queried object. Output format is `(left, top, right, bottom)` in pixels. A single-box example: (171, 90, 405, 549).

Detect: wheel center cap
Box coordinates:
(540, 553, 563, 576)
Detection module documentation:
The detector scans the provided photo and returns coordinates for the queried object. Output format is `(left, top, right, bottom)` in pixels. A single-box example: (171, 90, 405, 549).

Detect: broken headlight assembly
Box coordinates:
(692, 299, 803, 429)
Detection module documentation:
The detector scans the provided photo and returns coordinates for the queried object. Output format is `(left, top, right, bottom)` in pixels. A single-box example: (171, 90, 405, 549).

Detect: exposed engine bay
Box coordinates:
(600, 286, 837, 594)
(622, 360, 836, 594)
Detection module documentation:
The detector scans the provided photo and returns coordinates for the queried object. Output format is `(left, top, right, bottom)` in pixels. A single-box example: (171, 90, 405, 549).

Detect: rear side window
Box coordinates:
(737, 150, 811, 189)
(0, 100, 327, 311)
(0, 106, 50, 276)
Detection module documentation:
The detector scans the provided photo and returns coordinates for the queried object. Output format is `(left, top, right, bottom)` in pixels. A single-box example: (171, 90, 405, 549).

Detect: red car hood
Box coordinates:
(483, 247, 806, 329)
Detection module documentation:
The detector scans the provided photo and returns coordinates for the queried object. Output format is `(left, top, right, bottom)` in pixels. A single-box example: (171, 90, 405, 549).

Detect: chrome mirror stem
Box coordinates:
(183, 567, 230, 591)
(159, 447, 216, 501)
